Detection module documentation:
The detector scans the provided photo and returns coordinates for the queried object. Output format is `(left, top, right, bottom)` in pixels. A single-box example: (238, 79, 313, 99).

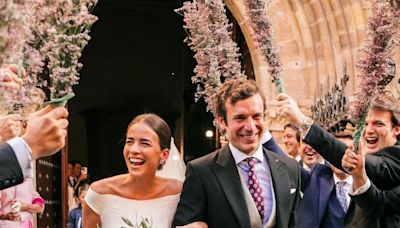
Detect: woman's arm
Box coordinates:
(82, 201, 101, 228)
(20, 193, 45, 214)
(20, 202, 44, 214)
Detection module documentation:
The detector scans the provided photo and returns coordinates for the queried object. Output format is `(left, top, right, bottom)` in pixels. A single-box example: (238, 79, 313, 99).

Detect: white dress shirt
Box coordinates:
(333, 174, 353, 209)
(7, 137, 33, 178)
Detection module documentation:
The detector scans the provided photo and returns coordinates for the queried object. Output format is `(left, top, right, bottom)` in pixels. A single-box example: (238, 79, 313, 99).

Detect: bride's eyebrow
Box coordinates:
(140, 138, 153, 144)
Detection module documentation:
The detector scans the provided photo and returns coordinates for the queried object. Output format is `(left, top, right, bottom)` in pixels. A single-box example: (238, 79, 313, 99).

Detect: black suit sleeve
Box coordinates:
(351, 182, 400, 218)
(173, 162, 206, 226)
(304, 124, 347, 170)
(0, 143, 24, 190)
(304, 124, 400, 188)
(363, 149, 400, 188)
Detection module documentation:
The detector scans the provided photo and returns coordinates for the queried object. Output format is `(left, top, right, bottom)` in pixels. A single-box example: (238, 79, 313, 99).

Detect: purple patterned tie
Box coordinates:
(336, 181, 348, 212)
(245, 157, 265, 219)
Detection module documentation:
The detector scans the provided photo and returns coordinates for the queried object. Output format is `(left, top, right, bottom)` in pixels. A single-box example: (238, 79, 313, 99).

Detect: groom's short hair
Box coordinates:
(216, 79, 266, 122)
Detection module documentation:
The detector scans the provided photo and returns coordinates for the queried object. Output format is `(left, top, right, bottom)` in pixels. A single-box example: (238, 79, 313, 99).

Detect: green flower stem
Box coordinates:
(274, 78, 285, 93)
(43, 92, 75, 107)
(17, 61, 23, 79)
(353, 113, 366, 153)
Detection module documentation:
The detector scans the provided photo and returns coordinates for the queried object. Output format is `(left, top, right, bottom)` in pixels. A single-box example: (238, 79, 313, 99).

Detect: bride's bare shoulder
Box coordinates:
(90, 174, 128, 195)
(160, 178, 183, 195)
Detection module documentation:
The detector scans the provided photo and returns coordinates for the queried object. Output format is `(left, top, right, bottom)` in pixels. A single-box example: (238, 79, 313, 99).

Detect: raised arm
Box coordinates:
(277, 93, 400, 188)
(343, 146, 400, 217)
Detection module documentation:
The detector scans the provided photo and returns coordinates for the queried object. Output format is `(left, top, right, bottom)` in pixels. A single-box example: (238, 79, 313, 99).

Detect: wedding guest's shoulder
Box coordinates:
(90, 174, 127, 195)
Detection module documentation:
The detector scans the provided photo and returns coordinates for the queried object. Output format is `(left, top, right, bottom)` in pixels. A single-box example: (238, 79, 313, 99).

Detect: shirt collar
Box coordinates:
(333, 174, 353, 186)
(229, 142, 264, 165)
(260, 130, 271, 144)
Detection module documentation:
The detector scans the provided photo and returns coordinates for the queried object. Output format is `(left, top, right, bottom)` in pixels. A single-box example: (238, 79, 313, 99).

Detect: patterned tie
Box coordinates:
(245, 157, 265, 219)
(336, 181, 348, 212)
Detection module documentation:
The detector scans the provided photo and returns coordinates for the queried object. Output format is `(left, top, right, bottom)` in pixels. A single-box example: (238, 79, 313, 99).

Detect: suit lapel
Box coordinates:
(213, 146, 250, 228)
(317, 166, 335, 222)
(266, 149, 291, 227)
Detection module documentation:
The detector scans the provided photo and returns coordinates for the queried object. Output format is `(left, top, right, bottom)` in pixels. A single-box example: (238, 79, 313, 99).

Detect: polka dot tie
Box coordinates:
(245, 157, 264, 220)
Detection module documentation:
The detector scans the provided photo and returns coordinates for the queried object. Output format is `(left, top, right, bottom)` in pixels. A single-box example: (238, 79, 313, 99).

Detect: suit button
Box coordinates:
(4, 180, 10, 186)
(11, 179, 16, 184)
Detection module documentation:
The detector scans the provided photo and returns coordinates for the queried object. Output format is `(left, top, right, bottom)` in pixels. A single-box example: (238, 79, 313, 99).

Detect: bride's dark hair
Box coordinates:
(127, 113, 172, 150)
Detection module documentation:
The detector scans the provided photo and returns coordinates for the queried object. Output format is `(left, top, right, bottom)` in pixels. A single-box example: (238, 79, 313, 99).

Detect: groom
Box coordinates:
(173, 79, 300, 227)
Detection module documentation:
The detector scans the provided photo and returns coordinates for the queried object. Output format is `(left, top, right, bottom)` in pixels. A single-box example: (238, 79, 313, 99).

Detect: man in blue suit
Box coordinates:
(298, 133, 353, 228)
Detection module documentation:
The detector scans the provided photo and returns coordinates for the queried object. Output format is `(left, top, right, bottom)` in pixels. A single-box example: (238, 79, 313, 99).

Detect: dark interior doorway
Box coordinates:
(68, 0, 215, 180)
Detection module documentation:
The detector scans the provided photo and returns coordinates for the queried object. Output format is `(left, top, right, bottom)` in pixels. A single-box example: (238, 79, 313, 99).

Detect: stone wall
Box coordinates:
(225, 0, 400, 145)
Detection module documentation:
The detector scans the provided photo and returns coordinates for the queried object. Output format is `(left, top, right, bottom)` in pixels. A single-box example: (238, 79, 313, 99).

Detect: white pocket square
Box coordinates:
(290, 188, 296, 194)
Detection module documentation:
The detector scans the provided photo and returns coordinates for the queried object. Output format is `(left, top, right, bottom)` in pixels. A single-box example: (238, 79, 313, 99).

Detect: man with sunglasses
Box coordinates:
(277, 93, 400, 227)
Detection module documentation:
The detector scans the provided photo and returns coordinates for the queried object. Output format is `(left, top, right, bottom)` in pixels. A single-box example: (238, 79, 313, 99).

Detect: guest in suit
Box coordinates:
(277, 93, 400, 227)
(174, 79, 301, 228)
(0, 65, 69, 190)
(342, 143, 400, 226)
(298, 139, 324, 172)
(298, 133, 353, 228)
(283, 124, 301, 161)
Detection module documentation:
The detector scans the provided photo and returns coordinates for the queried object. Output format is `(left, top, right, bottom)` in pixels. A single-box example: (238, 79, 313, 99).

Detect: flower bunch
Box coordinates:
(176, 0, 246, 118)
(28, 0, 98, 106)
(351, 0, 399, 150)
(0, 0, 35, 66)
(242, 0, 283, 92)
(121, 216, 153, 228)
(0, 0, 41, 115)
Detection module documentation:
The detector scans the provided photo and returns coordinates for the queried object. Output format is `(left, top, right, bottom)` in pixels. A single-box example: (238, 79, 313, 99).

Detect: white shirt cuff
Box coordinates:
(349, 178, 371, 195)
(7, 137, 33, 178)
(301, 125, 312, 139)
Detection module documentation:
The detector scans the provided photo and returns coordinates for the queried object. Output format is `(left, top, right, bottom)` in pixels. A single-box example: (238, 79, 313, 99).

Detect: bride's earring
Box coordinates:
(158, 159, 166, 170)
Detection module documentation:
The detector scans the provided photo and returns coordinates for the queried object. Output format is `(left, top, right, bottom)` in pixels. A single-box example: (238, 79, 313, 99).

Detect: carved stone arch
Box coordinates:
(223, 0, 400, 144)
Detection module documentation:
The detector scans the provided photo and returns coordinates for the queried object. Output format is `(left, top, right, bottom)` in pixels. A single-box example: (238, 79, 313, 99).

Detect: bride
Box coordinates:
(83, 113, 206, 228)
(83, 114, 181, 227)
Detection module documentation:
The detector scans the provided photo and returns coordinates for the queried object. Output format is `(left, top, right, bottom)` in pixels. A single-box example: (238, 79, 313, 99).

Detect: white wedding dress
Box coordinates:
(85, 188, 180, 228)
(85, 138, 186, 227)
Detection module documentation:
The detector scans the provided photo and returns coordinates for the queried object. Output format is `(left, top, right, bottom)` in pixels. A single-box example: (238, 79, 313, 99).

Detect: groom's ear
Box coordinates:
(217, 115, 227, 129)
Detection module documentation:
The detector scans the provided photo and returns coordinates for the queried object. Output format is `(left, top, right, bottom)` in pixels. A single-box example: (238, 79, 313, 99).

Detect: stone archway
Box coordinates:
(224, 0, 400, 142)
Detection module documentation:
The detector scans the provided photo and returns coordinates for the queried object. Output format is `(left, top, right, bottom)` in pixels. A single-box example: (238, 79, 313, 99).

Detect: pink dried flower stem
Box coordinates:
(176, 0, 246, 119)
(351, 0, 399, 151)
(28, 0, 98, 106)
(0, 0, 39, 114)
(242, 0, 284, 92)
(0, 0, 34, 66)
